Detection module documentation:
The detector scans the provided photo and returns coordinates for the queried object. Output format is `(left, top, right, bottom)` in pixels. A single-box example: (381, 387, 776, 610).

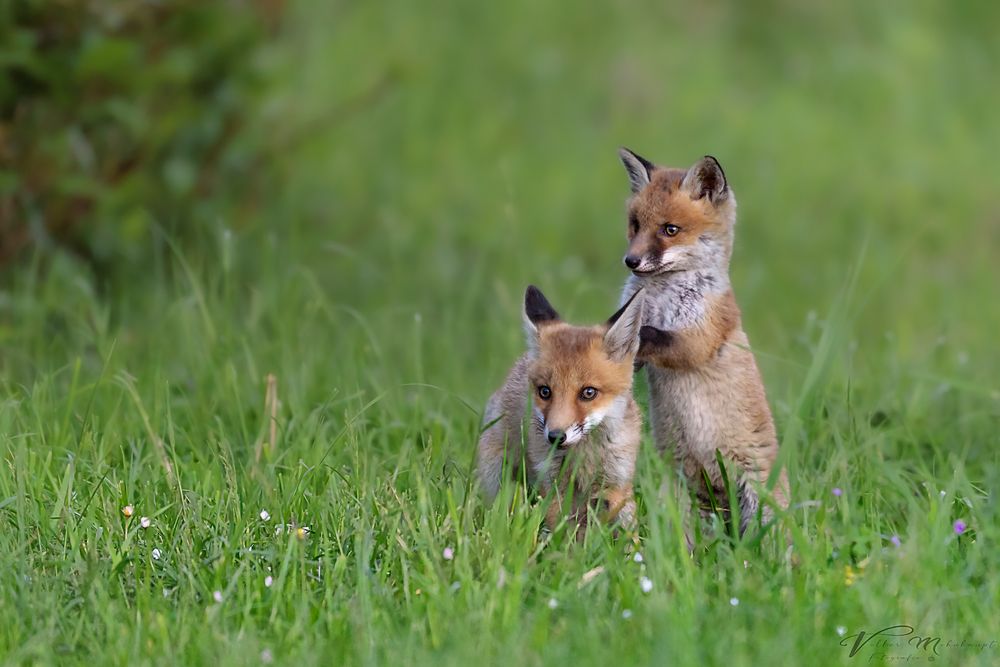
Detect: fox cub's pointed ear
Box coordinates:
(681, 155, 729, 204)
(604, 289, 644, 362)
(523, 285, 560, 353)
(619, 147, 654, 194)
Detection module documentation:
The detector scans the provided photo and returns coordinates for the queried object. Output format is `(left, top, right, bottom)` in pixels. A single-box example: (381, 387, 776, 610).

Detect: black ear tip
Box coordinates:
(525, 285, 560, 324)
(699, 155, 727, 189)
(621, 147, 654, 170)
(607, 288, 643, 326)
(703, 155, 725, 173)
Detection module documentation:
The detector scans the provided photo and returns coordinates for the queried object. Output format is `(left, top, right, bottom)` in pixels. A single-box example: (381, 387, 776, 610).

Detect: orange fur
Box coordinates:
(639, 289, 740, 370)
(477, 288, 644, 539)
(618, 151, 790, 542)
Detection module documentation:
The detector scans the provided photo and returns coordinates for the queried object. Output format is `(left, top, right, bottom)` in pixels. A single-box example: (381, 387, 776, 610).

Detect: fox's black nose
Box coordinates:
(547, 430, 566, 446)
(624, 255, 641, 270)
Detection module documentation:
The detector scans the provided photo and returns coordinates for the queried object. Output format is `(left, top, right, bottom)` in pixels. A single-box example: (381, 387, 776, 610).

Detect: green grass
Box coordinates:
(2, 1, 999, 665)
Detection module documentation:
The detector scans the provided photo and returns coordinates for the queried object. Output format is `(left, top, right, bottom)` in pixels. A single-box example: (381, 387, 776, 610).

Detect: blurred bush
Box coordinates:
(0, 0, 283, 272)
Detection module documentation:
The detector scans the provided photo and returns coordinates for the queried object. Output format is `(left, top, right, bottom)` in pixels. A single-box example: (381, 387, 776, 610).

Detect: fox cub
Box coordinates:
(618, 148, 790, 536)
(477, 285, 644, 535)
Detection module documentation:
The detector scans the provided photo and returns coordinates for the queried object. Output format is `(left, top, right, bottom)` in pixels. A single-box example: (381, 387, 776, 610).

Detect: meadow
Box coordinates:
(1, 2, 998, 665)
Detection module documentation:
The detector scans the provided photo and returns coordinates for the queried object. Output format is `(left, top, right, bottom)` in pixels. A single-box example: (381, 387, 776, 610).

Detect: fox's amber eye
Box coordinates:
(537, 385, 552, 400)
(661, 223, 680, 237)
(579, 387, 598, 401)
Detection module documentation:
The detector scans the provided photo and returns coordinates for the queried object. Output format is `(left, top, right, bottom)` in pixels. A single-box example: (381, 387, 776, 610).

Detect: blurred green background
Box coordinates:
(4, 1, 998, 385)
(2, 1, 998, 664)
(5, 1, 998, 390)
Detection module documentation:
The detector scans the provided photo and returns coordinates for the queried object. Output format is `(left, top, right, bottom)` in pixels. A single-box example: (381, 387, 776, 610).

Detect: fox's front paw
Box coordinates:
(638, 325, 673, 360)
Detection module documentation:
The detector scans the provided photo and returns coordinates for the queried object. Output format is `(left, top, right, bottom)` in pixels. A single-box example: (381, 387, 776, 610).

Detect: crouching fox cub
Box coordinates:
(477, 286, 644, 535)
(618, 148, 790, 538)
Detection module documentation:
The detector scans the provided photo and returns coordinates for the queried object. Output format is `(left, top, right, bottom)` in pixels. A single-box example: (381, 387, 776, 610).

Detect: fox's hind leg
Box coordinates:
(736, 476, 761, 537)
(735, 465, 790, 535)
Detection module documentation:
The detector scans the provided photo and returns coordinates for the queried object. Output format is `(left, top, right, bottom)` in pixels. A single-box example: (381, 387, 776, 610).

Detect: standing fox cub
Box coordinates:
(618, 148, 789, 536)
(477, 286, 645, 535)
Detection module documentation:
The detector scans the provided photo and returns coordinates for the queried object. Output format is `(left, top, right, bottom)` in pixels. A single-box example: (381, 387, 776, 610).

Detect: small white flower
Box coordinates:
(547, 598, 558, 609)
(633, 552, 644, 563)
(213, 590, 223, 603)
(730, 597, 740, 607)
(640, 576, 653, 593)
(940, 490, 946, 498)
(259, 510, 270, 522)
(151, 548, 161, 560)
(264, 575, 274, 588)
(162, 588, 170, 598)
(122, 505, 134, 518)
(275, 524, 284, 536)
(836, 626, 847, 637)
(442, 547, 454, 561)
(261, 648, 274, 664)
(140, 516, 151, 529)
(622, 609, 633, 619)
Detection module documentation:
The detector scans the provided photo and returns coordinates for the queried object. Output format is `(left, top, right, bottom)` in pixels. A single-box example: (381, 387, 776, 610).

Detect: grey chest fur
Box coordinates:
(623, 270, 725, 331)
